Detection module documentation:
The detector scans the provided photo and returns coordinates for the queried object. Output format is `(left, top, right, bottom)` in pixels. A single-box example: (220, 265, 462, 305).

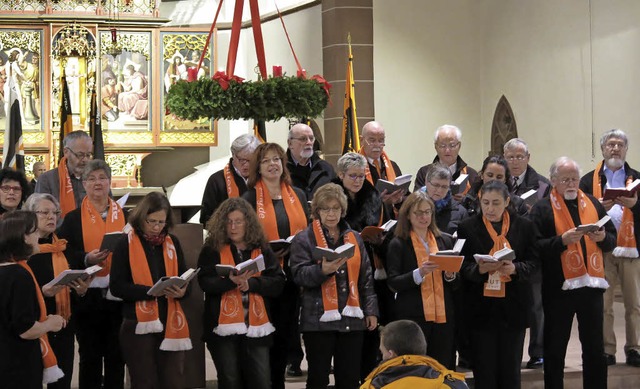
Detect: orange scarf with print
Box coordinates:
(57, 157, 76, 217)
(38, 235, 71, 321)
(17, 261, 64, 384)
(361, 149, 397, 185)
(550, 188, 608, 290)
(410, 230, 446, 323)
(312, 219, 363, 321)
(481, 212, 512, 298)
(592, 161, 638, 258)
(459, 166, 471, 196)
(81, 197, 126, 285)
(128, 232, 192, 350)
(224, 163, 240, 198)
(214, 246, 275, 337)
(255, 179, 307, 241)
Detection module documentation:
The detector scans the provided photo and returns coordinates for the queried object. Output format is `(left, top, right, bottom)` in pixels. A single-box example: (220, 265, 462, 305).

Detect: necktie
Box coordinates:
(512, 176, 519, 192)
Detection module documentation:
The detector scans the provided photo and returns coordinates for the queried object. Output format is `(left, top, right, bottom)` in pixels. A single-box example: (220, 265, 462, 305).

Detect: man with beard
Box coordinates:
(286, 123, 336, 201)
(414, 125, 478, 201)
(530, 157, 616, 389)
(200, 134, 260, 225)
(579, 129, 640, 368)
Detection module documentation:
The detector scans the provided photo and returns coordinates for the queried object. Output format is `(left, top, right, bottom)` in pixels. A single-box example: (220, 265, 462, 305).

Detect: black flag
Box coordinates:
(89, 89, 105, 160)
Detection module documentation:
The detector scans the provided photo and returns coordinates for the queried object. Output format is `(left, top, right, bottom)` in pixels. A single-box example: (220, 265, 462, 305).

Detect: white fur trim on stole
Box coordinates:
(247, 322, 276, 338)
(213, 323, 248, 336)
(613, 246, 639, 258)
(374, 268, 388, 280)
(319, 309, 341, 322)
(135, 319, 163, 335)
(160, 337, 193, 351)
(341, 305, 364, 319)
(43, 365, 64, 384)
(562, 274, 610, 291)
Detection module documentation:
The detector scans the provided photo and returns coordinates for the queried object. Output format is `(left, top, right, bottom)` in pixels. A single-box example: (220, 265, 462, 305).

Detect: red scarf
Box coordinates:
(38, 235, 71, 320)
(17, 261, 64, 384)
(550, 188, 608, 290)
(213, 246, 275, 337)
(312, 220, 363, 321)
(129, 233, 192, 350)
(410, 230, 446, 323)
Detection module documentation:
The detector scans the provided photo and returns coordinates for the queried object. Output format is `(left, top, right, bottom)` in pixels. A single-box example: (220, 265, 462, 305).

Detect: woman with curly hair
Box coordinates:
(197, 197, 285, 389)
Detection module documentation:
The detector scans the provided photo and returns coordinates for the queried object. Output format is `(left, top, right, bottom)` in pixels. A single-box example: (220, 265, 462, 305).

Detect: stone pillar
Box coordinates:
(322, 0, 374, 165)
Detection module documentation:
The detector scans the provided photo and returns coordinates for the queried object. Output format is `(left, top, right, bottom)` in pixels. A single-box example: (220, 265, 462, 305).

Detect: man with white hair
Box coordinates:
(530, 156, 616, 389)
(414, 124, 478, 201)
(579, 129, 640, 367)
(286, 123, 336, 201)
(200, 134, 261, 225)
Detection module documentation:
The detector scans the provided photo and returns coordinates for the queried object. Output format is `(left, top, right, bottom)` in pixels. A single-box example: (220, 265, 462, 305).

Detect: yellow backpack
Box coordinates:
(360, 355, 469, 389)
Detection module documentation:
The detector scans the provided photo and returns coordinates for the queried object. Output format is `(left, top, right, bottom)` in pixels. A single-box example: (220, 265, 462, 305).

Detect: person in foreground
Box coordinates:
(530, 157, 616, 389)
(110, 192, 191, 388)
(25, 194, 90, 389)
(198, 197, 285, 389)
(360, 320, 468, 389)
(386, 192, 459, 369)
(0, 211, 66, 388)
(458, 181, 540, 389)
(290, 183, 379, 389)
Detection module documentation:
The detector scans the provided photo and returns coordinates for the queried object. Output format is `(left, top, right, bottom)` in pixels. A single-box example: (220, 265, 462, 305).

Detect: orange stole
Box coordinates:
(591, 161, 638, 258)
(80, 197, 126, 285)
(57, 156, 75, 218)
(17, 261, 64, 384)
(128, 233, 192, 350)
(360, 148, 397, 185)
(481, 212, 512, 298)
(312, 219, 363, 321)
(38, 235, 71, 321)
(223, 163, 240, 198)
(550, 188, 608, 290)
(410, 230, 446, 323)
(214, 246, 275, 337)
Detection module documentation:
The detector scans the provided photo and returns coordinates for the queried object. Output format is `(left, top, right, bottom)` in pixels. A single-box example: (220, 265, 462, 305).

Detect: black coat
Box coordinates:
(386, 233, 459, 323)
(513, 165, 551, 199)
(286, 150, 336, 202)
(434, 197, 468, 234)
(457, 212, 540, 329)
(332, 177, 384, 232)
(290, 221, 379, 332)
(414, 156, 479, 193)
(200, 159, 249, 225)
(529, 193, 617, 297)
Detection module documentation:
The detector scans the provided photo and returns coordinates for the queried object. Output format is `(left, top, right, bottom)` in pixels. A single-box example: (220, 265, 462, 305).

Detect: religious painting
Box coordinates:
(160, 30, 215, 133)
(0, 29, 44, 139)
(98, 30, 152, 133)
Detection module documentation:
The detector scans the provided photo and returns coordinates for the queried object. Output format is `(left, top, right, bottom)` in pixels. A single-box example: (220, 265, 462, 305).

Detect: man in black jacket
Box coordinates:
(530, 156, 617, 389)
(286, 123, 336, 201)
(503, 138, 550, 369)
(579, 129, 640, 368)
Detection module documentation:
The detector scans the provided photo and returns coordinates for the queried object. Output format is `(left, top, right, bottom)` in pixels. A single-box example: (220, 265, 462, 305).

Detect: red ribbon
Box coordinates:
(311, 74, 332, 101)
(213, 71, 244, 91)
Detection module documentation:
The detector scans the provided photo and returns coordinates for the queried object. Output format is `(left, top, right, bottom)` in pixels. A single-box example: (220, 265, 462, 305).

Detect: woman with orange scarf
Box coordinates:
(25, 194, 90, 389)
(241, 142, 309, 389)
(457, 181, 540, 389)
(386, 191, 459, 370)
(110, 192, 190, 388)
(58, 160, 126, 389)
(290, 183, 378, 389)
(198, 197, 285, 389)
(0, 211, 66, 388)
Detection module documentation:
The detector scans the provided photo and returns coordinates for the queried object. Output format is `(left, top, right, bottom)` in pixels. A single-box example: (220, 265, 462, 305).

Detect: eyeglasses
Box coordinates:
(292, 135, 315, 143)
(84, 176, 109, 184)
(558, 177, 580, 185)
(233, 156, 251, 166)
(226, 219, 245, 227)
(604, 142, 627, 150)
(66, 148, 93, 160)
(428, 181, 450, 191)
(435, 142, 460, 150)
(35, 210, 61, 217)
(0, 185, 22, 193)
(346, 174, 366, 181)
(145, 218, 167, 227)
(319, 207, 342, 215)
(412, 209, 433, 217)
(260, 156, 282, 165)
(505, 155, 528, 161)
(363, 138, 386, 146)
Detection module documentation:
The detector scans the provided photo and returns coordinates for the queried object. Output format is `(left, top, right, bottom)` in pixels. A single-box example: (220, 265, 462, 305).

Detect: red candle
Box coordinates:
(110, 28, 117, 43)
(297, 68, 307, 78)
(187, 67, 198, 82)
(272, 65, 283, 77)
